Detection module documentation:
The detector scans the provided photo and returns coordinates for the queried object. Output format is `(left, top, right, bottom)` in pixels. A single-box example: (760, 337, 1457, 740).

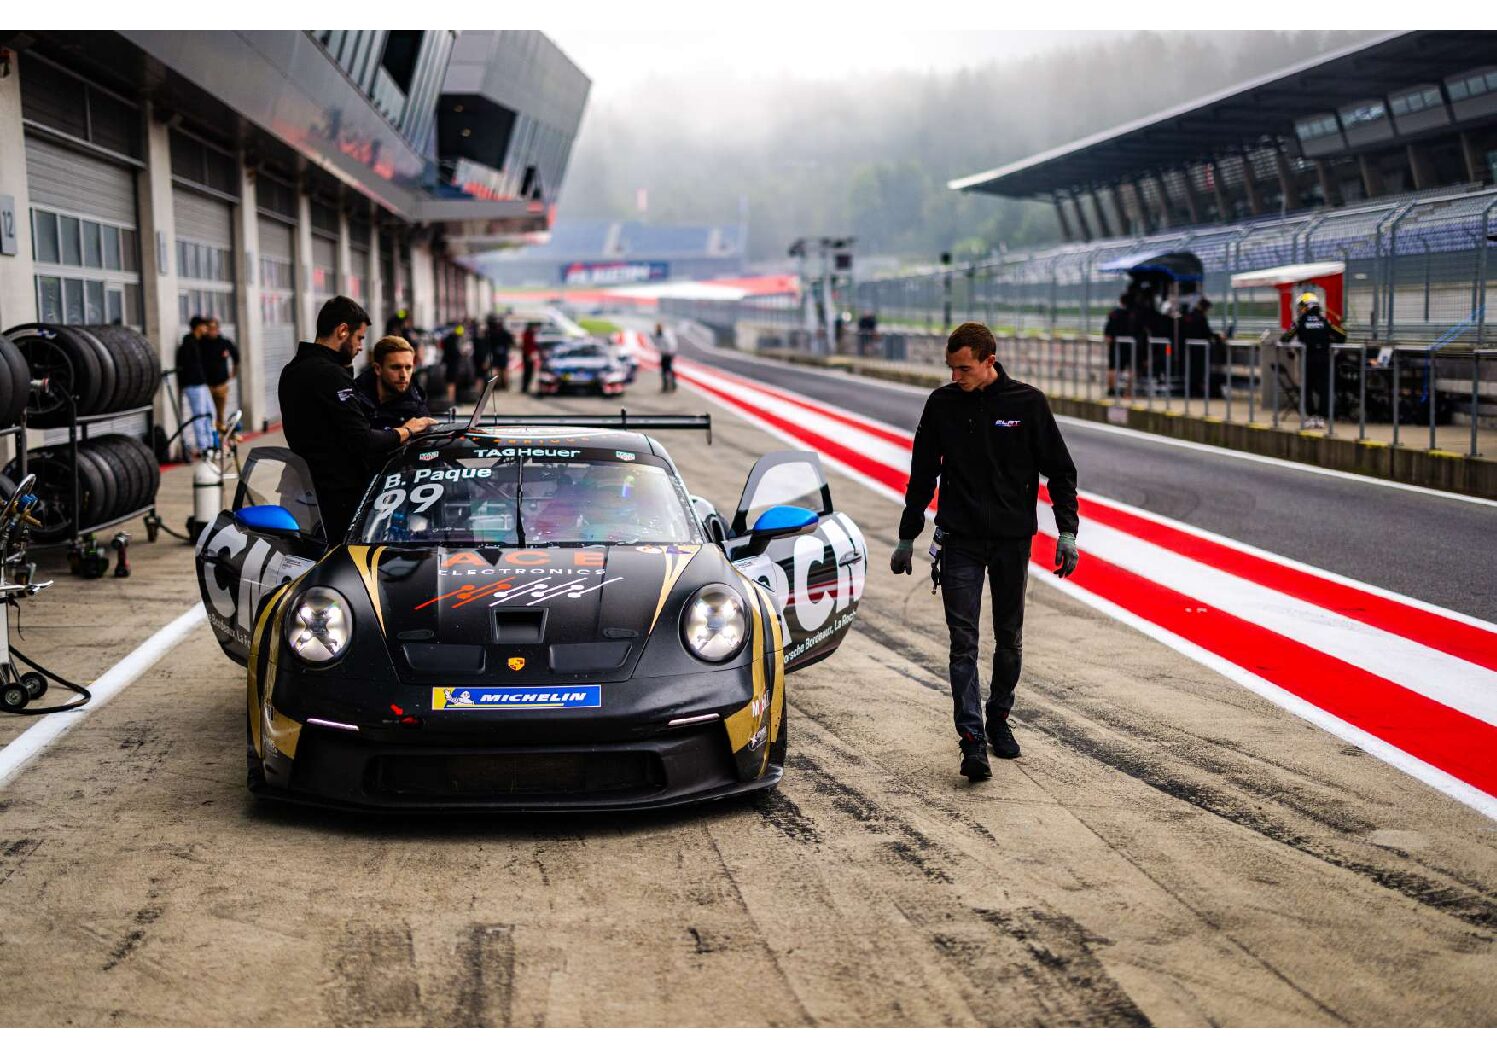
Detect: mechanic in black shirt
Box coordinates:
(1281, 291, 1346, 429)
(353, 334, 430, 430)
(279, 296, 435, 543)
(175, 316, 214, 456)
(891, 321, 1080, 783)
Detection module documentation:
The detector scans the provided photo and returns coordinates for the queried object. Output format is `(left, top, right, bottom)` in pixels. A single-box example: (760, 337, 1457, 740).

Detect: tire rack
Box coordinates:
(28, 383, 159, 550)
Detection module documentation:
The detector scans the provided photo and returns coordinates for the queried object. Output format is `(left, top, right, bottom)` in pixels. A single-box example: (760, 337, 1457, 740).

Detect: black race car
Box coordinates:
(194, 389, 867, 811)
(535, 340, 629, 397)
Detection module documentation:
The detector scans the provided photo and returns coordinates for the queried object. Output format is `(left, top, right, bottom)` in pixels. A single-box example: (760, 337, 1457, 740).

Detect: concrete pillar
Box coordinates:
(233, 153, 265, 430)
(336, 208, 354, 302)
(1105, 185, 1130, 235)
(1274, 149, 1297, 210)
(0, 55, 36, 334)
(1208, 162, 1231, 222)
(136, 103, 180, 432)
(410, 239, 435, 330)
(365, 202, 383, 330)
(1240, 154, 1265, 215)
(1088, 190, 1113, 238)
(1358, 154, 1384, 199)
(1460, 131, 1484, 184)
(294, 188, 315, 343)
(465, 271, 478, 318)
(1314, 160, 1339, 207)
(1053, 195, 1074, 242)
(1067, 193, 1093, 242)
(1175, 169, 1202, 226)
(1406, 142, 1436, 191)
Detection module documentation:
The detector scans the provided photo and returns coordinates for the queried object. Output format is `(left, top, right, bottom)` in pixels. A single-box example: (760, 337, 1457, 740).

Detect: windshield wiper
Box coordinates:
(513, 458, 526, 547)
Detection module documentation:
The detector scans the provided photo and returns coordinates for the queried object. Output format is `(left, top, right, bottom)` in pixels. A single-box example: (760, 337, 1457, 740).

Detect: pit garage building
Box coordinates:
(0, 30, 590, 429)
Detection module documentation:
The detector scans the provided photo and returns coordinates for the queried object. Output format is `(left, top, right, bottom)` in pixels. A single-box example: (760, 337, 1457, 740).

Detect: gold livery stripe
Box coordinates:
(647, 546, 701, 633)
(247, 582, 293, 759)
(346, 545, 386, 634)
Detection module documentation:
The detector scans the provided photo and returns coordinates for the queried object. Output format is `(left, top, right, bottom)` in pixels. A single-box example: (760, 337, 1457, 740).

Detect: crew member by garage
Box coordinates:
(1282, 291, 1346, 430)
(354, 334, 430, 430)
(280, 297, 435, 542)
(891, 321, 1080, 783)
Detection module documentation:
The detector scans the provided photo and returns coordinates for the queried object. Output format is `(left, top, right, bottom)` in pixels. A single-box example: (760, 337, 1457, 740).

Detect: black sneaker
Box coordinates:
(987, 718, 1022, 759)
(959, 744, 992, 783)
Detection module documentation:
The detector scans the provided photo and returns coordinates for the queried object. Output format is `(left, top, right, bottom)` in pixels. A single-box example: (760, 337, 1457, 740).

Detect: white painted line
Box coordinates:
(1032, 567, 1497, 824)
(0, 602, 207, 790)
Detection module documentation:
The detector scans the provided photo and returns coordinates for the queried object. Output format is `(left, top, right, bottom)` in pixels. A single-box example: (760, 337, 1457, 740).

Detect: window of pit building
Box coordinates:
(1446, 68, 1497, 102)
(30, 207, 141, 328)
(1339, 101, 1388, 129)
(1389, 86, 1446, 117)
(1295, 114, 1342, 140)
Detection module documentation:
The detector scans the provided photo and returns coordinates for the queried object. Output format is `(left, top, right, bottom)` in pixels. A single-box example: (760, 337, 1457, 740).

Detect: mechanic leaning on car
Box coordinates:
(891, 321, 1080, 785)
(280, 296, 436, 543)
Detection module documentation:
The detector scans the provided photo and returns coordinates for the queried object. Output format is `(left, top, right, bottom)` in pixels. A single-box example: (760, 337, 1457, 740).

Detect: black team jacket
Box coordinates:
(278, 342, 400, 530)
(898, 369, 1080, 542)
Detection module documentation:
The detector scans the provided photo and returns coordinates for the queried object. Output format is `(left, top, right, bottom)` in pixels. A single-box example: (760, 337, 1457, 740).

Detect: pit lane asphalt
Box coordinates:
(0, 375, 1493, 1026)
(672, 336, 1497, 624)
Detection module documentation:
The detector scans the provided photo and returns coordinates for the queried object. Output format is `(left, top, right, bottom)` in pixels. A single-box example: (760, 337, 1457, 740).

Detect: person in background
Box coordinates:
(175, 316, 214, 456)
(1180, 297, 1221, 399)
(856, 310, 879, 357)
(469, 316, 490, 387)
(1282, 291, 1346, 430)
(279, 296, 435, 542)
(200, 317, 240, 432)
(354, 334, 430, 430)
(441, 323, 466, 405)
(655, 321, 678, 393)
(1103, 294, 1131, 397)
(890, 321, 1079, 784)
(520, 322, 540, 394)
(486, 313, 513, 391)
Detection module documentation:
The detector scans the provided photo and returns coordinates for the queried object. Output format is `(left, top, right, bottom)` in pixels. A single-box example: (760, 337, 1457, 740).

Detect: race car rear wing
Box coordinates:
(459, 378, 712, 441)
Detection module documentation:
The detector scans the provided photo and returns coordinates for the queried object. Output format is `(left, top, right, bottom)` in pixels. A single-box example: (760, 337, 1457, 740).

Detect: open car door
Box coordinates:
(195, 447, 327, 665)
(725, 451, 866, 671)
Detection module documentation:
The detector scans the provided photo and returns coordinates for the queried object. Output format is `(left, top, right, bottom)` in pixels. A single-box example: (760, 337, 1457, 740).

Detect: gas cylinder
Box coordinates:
(192, 457, 223, 536)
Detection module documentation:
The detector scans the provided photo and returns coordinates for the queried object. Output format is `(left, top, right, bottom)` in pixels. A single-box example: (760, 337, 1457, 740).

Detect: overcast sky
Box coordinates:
(549, 30, 1114, 98)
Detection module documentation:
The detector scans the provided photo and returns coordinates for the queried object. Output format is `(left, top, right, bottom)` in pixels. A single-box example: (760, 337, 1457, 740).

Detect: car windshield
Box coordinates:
(356, 451, 699, 547)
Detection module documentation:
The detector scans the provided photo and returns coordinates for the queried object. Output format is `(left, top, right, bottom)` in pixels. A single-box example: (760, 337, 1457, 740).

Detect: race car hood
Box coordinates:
(345, 543, 724, 684)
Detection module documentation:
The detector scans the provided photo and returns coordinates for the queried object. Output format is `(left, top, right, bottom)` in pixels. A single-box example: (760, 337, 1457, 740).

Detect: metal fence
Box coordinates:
(979, 336, 1493, 457)
(845, 186, 1497, 345)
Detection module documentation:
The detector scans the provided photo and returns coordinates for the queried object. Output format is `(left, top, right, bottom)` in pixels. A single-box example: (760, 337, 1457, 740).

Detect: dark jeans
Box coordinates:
(1304, 348, 1331, 418)
(659, 354, 676, 392)
(521, 357, 536, 393)
(940, 537, 1030, 747)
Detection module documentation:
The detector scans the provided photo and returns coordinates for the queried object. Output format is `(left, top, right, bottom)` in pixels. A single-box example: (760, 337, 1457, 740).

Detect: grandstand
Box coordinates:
(478, 218, 747, 287)
(925, 30, 1497, 345)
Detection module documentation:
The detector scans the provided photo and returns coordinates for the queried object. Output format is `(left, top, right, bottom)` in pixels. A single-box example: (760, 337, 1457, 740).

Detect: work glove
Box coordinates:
(890, 539, 914, 576)
(1053, 532, 1079, 579)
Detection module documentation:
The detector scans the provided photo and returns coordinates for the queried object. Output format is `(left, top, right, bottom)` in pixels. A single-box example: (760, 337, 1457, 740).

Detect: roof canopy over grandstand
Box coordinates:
(950, 31, 1497, 238)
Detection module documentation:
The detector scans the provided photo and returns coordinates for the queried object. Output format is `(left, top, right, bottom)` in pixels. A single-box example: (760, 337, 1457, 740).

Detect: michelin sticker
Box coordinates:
(432, 685, 603, 710)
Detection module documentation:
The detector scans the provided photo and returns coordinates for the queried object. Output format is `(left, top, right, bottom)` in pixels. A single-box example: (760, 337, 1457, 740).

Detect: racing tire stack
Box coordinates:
(0, 336, 33, 429)
(2, 324, 161, 426)
(2, 434, 159, 543)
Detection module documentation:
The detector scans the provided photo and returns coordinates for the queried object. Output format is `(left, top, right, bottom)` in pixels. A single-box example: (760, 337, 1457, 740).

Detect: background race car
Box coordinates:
(193, 396, 866, 811)
(536, 340, 631, 397)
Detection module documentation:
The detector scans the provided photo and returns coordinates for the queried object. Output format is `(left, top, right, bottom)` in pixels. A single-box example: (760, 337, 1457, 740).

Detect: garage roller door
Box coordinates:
(25, 138, 136, 225)
(257, 216, 297, 423)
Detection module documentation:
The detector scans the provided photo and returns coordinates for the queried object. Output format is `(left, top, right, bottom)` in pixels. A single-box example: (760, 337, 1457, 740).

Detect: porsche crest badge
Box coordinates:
(507, 657, 526, 672)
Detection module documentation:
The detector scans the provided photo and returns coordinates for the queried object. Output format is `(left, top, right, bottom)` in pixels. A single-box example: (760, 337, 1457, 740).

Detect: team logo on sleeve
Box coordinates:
(993, 419, 1022, 428)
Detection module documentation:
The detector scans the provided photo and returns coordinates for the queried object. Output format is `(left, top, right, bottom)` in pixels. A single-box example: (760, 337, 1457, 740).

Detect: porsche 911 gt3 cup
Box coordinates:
(194, 381, 866, 811)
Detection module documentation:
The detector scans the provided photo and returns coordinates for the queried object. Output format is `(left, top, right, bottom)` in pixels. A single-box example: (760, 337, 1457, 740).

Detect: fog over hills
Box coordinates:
(556, 30, 1374, 263)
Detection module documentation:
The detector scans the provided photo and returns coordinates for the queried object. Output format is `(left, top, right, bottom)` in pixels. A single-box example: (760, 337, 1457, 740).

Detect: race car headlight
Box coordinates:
(285, 586, 354, 665)
(681, 584, 748, 663)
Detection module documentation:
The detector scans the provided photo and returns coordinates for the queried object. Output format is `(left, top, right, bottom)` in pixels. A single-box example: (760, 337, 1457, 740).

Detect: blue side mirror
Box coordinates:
(750, 505, 818, 538)
(234, 504, 302, 535)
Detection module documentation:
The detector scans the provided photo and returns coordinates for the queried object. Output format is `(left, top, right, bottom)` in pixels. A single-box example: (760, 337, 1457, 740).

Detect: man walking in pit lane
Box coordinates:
(279, 296, 436, 542)
(1282, 291, 1346, 430)
(891, 321, 1081, 783)
(175, 316, 214, 457)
